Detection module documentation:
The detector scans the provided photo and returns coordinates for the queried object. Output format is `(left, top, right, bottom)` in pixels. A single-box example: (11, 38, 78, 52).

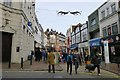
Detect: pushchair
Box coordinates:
(85, 60, 95, 72)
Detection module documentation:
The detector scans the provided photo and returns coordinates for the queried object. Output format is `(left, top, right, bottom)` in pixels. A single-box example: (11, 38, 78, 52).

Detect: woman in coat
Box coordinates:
(47, 50, 55, 73)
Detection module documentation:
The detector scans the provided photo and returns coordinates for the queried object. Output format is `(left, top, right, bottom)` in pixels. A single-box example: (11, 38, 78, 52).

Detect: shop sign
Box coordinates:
(89, 38, 101, 47)
(101, 34, 120, 44)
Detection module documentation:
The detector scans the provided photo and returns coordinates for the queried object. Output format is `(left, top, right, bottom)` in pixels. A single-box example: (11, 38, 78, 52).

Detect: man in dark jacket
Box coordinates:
(66, 51, 73, 75)
(91, 53, 102, 75)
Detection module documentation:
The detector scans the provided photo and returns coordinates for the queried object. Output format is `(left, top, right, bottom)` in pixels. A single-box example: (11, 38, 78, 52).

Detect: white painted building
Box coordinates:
(99, 0, 120, 37)
(0, 0, 39, 63)
(98, 0, 120, 63)
(34, 15, 43, 49)
(44, 33, 49, 48)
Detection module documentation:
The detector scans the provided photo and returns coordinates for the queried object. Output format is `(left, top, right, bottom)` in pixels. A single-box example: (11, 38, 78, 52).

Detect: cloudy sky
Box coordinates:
(35, 0, 107, 35)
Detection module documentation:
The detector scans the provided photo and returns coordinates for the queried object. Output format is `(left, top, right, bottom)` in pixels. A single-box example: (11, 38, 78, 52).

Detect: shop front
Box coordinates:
(101, 34, 120, 63)
(89, 38, 101, 57)
(78, 42, 89, 61)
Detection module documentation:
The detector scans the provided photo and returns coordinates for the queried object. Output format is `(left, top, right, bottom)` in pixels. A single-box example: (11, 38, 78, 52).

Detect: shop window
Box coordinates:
(112, 22, 118, 35)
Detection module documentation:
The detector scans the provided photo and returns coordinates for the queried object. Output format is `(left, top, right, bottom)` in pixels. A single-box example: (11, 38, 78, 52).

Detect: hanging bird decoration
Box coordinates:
(70, 11, 81, 15)
(57, 11, 81, 15)
(57, 11, 69, 15)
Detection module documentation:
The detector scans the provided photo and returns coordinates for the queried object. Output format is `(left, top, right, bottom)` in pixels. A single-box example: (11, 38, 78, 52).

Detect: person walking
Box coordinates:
(47, 50, 55, 73)
(42, 49, 47, 62)
(73, 51, 81, 74)
(66, 50, 73, 75)
(91, 52, 102, 75)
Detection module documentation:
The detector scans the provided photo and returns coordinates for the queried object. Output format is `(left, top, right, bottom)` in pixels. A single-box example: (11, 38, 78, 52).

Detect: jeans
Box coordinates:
(67, 62, 72, 75)
(75, 62, 79, 74)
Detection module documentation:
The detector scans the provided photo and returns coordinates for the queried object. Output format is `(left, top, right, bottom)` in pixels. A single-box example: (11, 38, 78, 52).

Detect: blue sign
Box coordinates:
(28, 21, 32, 26)
(70, 44, 78, 50)
(89, 38, 101, 47)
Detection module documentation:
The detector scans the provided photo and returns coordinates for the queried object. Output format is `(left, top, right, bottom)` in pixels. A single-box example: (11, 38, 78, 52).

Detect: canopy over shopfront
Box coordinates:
(70, 44, 78, 50)
(89, 38, 101, 47)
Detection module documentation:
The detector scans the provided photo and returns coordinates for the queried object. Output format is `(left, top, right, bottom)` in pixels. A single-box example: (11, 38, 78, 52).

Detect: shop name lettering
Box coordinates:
(92, 42, 99, 46)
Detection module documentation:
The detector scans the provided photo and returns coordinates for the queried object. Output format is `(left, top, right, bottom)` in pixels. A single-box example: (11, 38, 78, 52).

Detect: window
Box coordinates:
(75, 27, 80, 33)
(101, 10, 105, 19)
(106, 7, 109, 16)
(25, 0, 26, 3)
(108, 26, 111, 36)
(35, 26, 38, 34)
(4, 0, 12, 7)
(102, 27, 107, 37)
(111, 4, 116, 13)
(72, 36, 75, 44)
(91, 18, 96, 26)
(112, 22, 118, 35)
(76, 33, 80, 43)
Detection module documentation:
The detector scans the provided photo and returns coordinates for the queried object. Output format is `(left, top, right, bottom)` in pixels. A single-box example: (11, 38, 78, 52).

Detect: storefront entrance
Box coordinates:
(2, 32, 13, 62)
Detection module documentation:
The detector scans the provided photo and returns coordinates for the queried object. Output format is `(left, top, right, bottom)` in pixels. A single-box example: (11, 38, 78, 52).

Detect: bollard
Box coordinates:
(30, 51, 33, 65)
(21, 57, 23, 69)
(8, 59, 11, 68)
(30, 54, 32, 65)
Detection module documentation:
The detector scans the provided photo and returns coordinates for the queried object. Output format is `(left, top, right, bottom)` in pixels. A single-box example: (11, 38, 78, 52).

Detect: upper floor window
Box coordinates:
(71, 32, 75, 36)
(75, 27, 80, 33)
(101, 10, 105, 19)
(106, 7, 109, 16)
(91, 18, 96, 26)
(35, 26, 38, 34)
(4, 0, 12, 7)
(102, 27, 107, 37)
(112, 22, 118, 35)
(111, 3, 116, 13)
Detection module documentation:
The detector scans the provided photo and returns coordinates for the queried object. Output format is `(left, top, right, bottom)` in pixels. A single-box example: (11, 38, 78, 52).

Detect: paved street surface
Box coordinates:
(2, 62, 120, 79)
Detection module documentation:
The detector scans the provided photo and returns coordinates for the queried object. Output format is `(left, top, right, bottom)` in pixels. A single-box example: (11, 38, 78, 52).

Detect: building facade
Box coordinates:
(66, 27, 72, 53)
(79, 22, 89, 58)
(88, 9, 101, 57)
(0, 0, 41, 63)
(98, 0, 120, 63)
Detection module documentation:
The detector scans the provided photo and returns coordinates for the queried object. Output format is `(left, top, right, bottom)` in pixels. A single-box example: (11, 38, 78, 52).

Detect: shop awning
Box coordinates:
(70, 44, 78, 50)
(89, 38, 101, 47)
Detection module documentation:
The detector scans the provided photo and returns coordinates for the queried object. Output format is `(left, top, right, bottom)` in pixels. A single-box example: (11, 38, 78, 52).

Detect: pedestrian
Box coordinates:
(91, 52, 102, 75)
(73, 50, 81, 74)
(66, 50, 73, 75)
(35, 48, 40, 61)
(47, 50, 55, 73)
(42, 49, 47, 62)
